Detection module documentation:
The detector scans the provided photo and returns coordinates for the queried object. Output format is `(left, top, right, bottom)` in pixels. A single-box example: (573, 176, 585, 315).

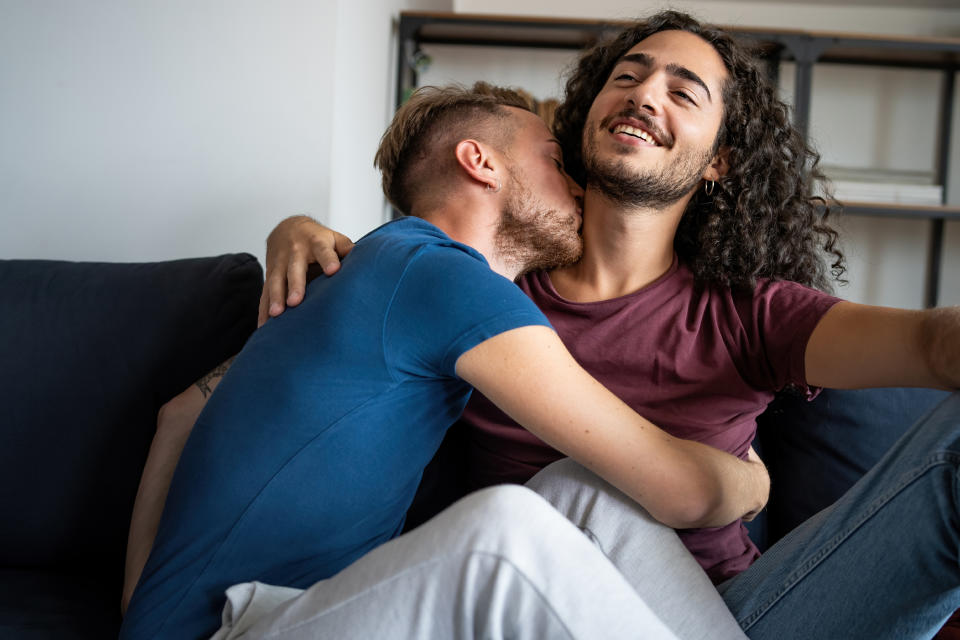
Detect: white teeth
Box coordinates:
(612, 124, 657, 145)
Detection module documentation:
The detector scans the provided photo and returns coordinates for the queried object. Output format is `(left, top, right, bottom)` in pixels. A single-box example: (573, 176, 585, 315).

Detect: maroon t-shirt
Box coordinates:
(460, 257, 841, 583)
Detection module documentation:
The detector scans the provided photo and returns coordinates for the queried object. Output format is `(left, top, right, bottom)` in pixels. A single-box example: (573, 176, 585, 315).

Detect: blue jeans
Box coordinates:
(718, 392, 960, 639)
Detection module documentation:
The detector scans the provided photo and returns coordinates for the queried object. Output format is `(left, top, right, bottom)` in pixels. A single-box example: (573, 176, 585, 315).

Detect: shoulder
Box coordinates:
(746, 278, 842, 318)
(363, 217, 483, 259)
(688, 270, 840, 338)
(352, 217, 492, 284)
(373, 221, 541, 320)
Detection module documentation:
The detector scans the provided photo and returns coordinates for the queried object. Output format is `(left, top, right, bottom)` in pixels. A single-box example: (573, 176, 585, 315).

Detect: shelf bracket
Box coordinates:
(776, 35, 829, 138)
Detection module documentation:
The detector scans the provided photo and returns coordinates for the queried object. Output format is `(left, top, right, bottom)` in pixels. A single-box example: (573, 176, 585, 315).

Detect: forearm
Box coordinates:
(664, 438, 768, 528)
(122, 402, 194, 613)
(121, 357, 234, 614)
(922, 306, 960, 389)
(806, 302, 960, 390)
(456, 326, 768, 531)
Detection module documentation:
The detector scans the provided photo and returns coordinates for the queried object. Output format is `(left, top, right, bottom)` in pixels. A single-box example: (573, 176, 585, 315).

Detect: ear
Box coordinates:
(702, 146, 730, 182)
(454, 139, 500, 191)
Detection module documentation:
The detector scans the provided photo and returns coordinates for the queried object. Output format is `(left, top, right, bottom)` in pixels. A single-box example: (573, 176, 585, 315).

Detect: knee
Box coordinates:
(453, 485, 569, 539)
(526, 457, 594, 492)
(466, 485, 556, 522)
(444, 485, 593, 562)
(525, 457, 626, 511)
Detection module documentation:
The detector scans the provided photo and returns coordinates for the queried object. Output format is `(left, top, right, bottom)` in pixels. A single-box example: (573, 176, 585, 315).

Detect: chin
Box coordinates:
(527, 238, 583, 274)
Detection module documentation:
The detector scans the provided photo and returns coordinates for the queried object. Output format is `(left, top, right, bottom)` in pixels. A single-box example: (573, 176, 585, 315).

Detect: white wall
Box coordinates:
(327, 0, 450, 241)
(0, 0, 447, 268)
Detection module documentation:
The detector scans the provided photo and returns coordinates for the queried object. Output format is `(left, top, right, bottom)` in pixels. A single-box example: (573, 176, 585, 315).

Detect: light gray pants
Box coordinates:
(527, 458, 746, 640)
(212, 460, 744, 639)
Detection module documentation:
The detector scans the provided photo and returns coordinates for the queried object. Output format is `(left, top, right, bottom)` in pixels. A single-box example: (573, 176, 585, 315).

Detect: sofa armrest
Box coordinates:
(0, 254, 262, 580)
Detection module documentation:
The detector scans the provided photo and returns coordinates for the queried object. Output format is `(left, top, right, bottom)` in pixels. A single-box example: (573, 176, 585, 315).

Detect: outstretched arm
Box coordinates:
(456, 326, 769, 529)
(258, 216, 355, 326)
(805, 302, 960, 390)
(121, 358, 235, 615)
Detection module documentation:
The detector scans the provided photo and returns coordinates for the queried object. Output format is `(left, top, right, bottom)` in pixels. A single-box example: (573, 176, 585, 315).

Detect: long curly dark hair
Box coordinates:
(553, 10, 845, 291)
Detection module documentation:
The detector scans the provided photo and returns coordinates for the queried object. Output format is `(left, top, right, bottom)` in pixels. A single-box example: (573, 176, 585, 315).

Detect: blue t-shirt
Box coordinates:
(121, 217, 551, 640)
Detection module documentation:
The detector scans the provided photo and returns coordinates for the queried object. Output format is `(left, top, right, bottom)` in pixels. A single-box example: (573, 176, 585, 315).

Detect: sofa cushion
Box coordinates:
(755, 387, 950, 547)
(0, 255, 262, 582)
(0, 569, 120, 639)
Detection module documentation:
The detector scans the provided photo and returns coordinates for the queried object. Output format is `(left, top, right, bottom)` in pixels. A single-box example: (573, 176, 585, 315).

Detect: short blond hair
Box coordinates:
(374, 82, 534, 215)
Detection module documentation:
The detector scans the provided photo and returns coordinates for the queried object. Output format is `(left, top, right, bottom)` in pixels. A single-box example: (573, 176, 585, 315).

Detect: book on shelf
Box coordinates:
(819, 166, 943, 206)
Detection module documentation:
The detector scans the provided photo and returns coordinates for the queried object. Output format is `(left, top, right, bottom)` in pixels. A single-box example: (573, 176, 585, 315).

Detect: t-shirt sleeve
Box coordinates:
(736, 279, 842, 397)
(383, 246, 552, 379)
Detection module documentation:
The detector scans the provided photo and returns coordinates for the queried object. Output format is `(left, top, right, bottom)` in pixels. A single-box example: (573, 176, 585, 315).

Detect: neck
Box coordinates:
(418, 197, 521, 282)
(548, 185, 688, 302)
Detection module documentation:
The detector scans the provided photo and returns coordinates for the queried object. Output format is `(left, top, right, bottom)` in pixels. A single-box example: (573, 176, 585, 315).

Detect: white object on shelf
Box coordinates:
(819, 166, 943, 205)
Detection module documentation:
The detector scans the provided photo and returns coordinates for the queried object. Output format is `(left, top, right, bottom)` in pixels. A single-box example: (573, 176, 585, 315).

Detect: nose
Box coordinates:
(626, 75, 662, 116)
(565, 173, 584, 203)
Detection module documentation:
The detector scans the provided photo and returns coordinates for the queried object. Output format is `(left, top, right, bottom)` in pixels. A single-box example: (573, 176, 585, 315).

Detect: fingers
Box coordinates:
(258, 265, 289, 327)
(260, 216, 312, 326)
(745, 446, 770, 519)
(257, 288, 270, 327)
(285, 250, 308, 306)
(333, 231, 355, 266)
(313, 245, 342, 276)
(313, 231, 355, 275)
(259, 216, 355, 326)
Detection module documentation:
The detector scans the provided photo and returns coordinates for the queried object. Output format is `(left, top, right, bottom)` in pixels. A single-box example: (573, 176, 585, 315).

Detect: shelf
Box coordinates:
(400, 12, 960, 68)
(401, 12, 617, 50)
(838, 201, 960, 220)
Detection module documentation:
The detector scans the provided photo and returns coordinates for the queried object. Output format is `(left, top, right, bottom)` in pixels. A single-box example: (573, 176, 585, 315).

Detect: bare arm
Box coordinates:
(805, 302, 960, 390)
(121, 357, 235, 614)
(456, 326, 769, 529)
(258, 216, 355, 326)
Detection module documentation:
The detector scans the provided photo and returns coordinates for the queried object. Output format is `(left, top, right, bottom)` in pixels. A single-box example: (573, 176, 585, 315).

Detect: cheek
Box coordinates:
(585, 93, 613, 125)
(537, 172, 564, 200)
(554, 177, 576, 203)
(675, 114, 717, 150)
(700, 110, 724, 144)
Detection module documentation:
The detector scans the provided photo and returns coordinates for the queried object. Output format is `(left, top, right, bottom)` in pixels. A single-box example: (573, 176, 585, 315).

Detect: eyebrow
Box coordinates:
(617, 52, 712, 103)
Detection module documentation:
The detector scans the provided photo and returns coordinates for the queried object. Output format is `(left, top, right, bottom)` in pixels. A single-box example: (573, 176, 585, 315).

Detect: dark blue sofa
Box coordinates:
(0, 254, 951, 638)
(0, 255, 263, 638)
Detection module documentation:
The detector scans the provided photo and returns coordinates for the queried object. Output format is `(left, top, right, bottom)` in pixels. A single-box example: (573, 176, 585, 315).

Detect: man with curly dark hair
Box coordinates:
(550, 10, 844, 294)
(229, 9, 960, 639)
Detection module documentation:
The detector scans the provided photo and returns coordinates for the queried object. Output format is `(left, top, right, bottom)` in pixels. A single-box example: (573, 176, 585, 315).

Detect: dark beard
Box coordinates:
(583, 125, 713, 209)
(495, 170, 583, 276)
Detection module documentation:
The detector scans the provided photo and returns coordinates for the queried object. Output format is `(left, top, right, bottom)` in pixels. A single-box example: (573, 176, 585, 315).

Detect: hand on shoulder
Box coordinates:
(258, 216, 355, 326)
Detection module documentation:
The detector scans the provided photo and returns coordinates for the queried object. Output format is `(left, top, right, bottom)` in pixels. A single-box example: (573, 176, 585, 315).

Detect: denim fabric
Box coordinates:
(719, 393, 960, 639)
(753, 387, 950, 550)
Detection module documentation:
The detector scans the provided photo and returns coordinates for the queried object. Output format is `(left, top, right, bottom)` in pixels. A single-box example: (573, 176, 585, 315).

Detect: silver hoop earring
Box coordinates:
(487, 178, 502, 194)
(704, 180, 716, 196)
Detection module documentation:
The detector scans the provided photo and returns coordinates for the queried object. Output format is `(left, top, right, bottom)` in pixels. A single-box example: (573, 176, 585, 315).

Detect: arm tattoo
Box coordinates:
(194, 355, 237, 398)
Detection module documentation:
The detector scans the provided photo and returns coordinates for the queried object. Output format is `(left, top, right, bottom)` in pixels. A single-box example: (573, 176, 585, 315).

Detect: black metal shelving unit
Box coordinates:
(396, 12, 960, 306)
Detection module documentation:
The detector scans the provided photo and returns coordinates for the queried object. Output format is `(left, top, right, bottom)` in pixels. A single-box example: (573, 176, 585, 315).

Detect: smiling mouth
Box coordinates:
(611, 123, 660, 146)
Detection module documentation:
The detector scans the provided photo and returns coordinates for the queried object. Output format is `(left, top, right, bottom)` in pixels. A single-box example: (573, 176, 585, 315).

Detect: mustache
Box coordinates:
(599, 110, 673, 148)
